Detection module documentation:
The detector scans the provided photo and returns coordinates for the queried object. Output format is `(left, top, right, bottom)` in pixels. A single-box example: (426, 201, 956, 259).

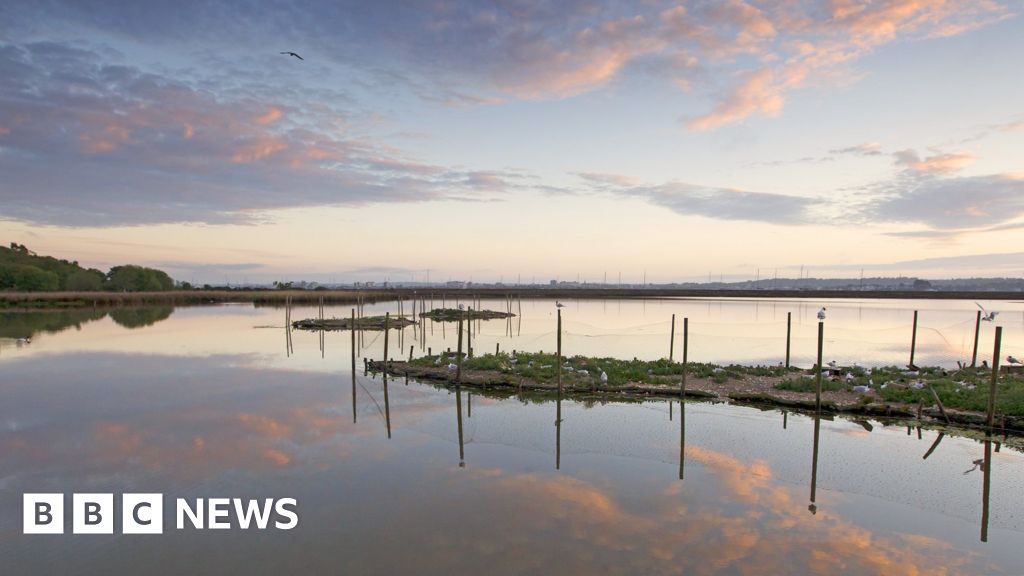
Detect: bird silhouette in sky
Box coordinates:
(280, 51, 304, 61)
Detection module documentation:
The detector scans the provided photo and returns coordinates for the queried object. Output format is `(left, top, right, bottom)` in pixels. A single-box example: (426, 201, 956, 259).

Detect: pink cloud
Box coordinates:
(894, 149, 975, 174)
(688, 68, 783, 130)
(255, 107, 284, 125)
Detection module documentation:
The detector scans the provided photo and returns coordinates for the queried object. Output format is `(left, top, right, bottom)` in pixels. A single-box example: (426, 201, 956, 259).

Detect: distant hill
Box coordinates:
(0, 243, 174, 292)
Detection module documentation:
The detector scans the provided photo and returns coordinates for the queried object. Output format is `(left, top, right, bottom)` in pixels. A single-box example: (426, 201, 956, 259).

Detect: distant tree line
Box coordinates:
(0, 243, 175, 292)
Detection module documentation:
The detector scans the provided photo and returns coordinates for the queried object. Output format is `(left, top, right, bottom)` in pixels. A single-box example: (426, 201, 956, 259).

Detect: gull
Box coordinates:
(975, 302, 998, 322)
(1008, 355, 1021, 365)
(458, 303, 465, 311)
(555, 301, 565, 308)
(817, 307, 827, 320)
(963, 458, 985, 475)
(600, 371, 608, 384)
(280, 51, 304, 60)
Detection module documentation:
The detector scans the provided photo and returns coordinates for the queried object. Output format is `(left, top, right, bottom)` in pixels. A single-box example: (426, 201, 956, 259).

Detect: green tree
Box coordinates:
(106, 265, 174, 292)
(0, 263, 60, 291)
(66, 269, 105, 291)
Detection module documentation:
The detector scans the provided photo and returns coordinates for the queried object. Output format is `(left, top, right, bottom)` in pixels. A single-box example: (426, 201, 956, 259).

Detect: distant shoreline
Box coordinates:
(1, 287, 1021, 309)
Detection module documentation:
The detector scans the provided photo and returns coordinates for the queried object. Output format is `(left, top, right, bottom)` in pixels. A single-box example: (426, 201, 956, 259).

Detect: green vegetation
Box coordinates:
(775, 363, 1024, 416)
(292, 314, 416, 331)
(419, 308, 514, 321)
(410, 351, 792, 387)
(106, 265, 174, 292)
(0, 243, 174, 292)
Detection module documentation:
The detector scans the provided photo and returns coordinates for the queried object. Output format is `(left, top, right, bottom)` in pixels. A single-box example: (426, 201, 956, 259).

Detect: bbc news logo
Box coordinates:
(24, 494, 298, 534)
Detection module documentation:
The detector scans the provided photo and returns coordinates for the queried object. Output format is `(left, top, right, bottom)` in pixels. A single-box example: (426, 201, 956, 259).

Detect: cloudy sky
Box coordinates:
(1, 0, 1023, 284)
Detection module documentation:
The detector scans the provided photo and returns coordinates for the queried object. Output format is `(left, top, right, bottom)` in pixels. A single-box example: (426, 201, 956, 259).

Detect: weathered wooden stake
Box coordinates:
(909, 310, 918, 367)
(785, 312, 792, 368)
(495, 342, 500, 355)
(350, 309, 356, 374)
(409, 345, 413, 362)
(680, 317, 688, 398)
(987, 326, 1002, 428)
(456, 318, 464, 383)
(930, 386, 951, 424)
(971, 310, 982, 367)
(815, 321, 824, 412)
(557, 309, 562, 397)
(383, 312, 390, 365)
(669, 313, 675, 361)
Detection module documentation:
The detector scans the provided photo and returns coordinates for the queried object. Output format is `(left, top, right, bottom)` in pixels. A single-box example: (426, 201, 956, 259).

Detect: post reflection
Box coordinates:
(383, 371, 392, 439)
(455, 385, 465, 467)
(981, 440, 992, 542)
(809, 414, 820, 515)
(923, 432, 944, 460)
(556, 395, 562, 471)
(678, 400, 686, 481)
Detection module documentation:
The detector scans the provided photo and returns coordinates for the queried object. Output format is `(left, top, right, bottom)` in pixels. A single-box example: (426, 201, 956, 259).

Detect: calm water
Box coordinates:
(1, 298, 1023, 575)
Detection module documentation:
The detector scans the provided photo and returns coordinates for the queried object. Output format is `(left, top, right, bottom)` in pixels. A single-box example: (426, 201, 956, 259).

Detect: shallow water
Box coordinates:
(1, 299, 1022, 574)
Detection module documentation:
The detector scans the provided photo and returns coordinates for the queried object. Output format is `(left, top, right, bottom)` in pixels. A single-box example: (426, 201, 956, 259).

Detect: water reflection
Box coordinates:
(0, 309, 107, 339)
(2, 336, 1024, 573)
(455, 385, 465, 467)
(809, 414, 820, 515)
(678, 400, 685, 480)
(108, 305, 174, 328)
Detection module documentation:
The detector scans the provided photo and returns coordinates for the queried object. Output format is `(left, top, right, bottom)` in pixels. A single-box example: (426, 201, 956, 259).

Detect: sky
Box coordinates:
(1, 0, 1023, 284)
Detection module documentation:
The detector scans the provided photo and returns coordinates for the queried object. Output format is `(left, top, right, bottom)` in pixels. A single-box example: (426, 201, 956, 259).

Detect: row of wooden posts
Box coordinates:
(347, 302, 999, 538)
(304, 298, 1007, 432)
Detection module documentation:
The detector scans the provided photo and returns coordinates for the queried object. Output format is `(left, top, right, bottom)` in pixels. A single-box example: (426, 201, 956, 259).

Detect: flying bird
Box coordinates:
(817, 307, 827, 320)
(280, 51, 304, 61)
(975, 302, 998, 321)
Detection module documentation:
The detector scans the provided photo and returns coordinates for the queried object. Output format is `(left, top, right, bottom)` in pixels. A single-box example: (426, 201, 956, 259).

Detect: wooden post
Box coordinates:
(495, 342, 500, 355)
(467, 307, 473, 359)
(930, 386, 951, 424)
(350, 309, 356, 373)
(988, 326, 1002, 428)
(383, 312, 390, 366)
(785, 312, 792, 369)
(815, 321, 824, 412)
(669, 314, 675, 361)
(680, 317, 688, 397)
(409, 345, 413, 362)
(456, 318, 463, 383)
(971, 310, 982, 368)
(909, 310, 918, 368)
(557, 309, 562, 397)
